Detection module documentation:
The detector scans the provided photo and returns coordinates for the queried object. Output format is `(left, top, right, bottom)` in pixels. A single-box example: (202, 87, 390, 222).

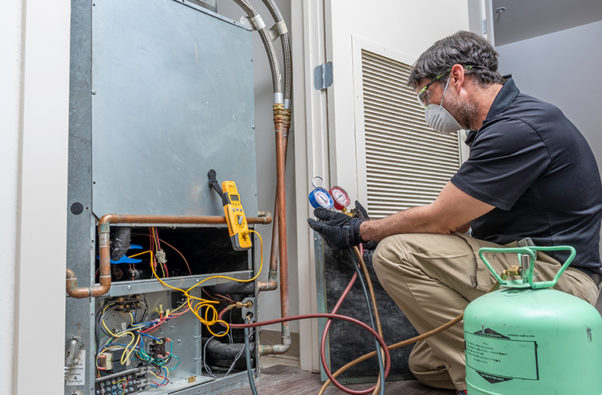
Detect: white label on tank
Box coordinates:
(65, 349, 86, 386)
(465, 332, 538, 381)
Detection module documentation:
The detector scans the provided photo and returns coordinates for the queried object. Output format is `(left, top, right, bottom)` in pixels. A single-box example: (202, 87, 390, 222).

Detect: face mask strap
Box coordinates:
(440, 77, 452, 109)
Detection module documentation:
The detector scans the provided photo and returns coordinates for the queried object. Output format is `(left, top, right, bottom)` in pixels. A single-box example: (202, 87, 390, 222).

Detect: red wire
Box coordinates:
(154, 227, 162, 250)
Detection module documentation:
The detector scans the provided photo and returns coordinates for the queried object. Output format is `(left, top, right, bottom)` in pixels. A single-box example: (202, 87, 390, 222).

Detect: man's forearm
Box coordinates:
(359, 205, 453, 242)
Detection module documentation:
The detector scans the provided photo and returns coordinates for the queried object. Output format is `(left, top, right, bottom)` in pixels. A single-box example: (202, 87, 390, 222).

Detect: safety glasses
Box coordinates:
(417, 69, 450, 107)
(416, 65, 483, 107)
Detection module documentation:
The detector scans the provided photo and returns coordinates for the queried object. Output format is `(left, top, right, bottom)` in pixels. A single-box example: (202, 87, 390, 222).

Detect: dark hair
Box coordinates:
(407, 31, 503, 89)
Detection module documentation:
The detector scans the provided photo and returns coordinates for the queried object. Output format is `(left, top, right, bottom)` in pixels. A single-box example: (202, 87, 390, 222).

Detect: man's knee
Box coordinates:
(372, 233, 428, 273)
(371, 236, 392, 272)
(371, 234, 411, 277)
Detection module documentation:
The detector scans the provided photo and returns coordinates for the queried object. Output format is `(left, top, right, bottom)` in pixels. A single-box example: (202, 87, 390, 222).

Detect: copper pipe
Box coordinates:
(96, 214, 272, 226)
(259, 107, 292, 354)
(259, 109, 292, 293)
(259, 104, 292, 355)
(66, 213, 272, 298)
(259, 181, 283, 292)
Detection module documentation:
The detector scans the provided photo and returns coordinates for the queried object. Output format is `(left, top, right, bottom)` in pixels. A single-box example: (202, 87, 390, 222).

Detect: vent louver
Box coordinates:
(361, 50, 461, 218)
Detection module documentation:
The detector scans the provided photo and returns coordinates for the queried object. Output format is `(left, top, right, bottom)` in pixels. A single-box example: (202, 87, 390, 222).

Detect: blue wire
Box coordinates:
(139, 332, 161, 341)
(352, 253, 386, 395)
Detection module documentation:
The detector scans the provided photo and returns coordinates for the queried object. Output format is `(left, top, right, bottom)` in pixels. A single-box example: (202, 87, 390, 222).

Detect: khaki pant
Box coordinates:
(371, 233, 599, 391)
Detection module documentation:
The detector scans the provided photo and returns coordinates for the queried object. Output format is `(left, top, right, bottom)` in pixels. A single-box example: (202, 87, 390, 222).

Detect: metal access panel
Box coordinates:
(65, 1, 260, 394)
(91, 0, 257, 217)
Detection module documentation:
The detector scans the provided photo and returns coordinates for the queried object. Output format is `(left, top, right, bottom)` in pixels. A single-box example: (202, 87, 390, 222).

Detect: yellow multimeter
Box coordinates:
(221, 181, 252, 251)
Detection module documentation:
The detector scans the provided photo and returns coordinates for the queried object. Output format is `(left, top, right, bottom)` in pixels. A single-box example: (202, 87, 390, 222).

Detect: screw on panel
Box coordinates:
(91, 90, 96, 95)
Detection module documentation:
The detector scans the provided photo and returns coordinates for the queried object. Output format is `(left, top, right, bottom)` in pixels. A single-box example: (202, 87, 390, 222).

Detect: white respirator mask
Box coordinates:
(424, 77, 463, 134)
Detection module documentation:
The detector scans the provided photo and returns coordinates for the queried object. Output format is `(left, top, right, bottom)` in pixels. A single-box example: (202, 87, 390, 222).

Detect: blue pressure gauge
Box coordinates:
(308, 176, 334, 209)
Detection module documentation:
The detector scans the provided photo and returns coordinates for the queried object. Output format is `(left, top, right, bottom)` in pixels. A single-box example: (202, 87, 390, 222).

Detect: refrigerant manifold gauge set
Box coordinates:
(308, 176, 352, 213)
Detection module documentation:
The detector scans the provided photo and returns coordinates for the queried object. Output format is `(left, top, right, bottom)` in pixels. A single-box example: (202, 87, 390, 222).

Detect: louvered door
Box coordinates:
(359, 49, 462, 218)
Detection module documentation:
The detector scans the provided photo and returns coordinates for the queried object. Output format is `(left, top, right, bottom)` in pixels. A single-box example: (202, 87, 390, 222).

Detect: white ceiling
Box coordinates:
(492, 0, 602, 46)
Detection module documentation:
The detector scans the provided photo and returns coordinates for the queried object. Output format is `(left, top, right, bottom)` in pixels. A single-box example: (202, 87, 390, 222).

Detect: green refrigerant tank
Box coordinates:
(464, 246, 602, 395)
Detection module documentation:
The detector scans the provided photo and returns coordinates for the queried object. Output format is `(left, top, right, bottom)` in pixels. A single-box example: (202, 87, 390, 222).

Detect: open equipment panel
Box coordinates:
(64, 1, 266, 393)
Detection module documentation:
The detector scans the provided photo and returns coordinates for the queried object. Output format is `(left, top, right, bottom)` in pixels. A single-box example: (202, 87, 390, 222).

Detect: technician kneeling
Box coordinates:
(308, 31, 602, 394)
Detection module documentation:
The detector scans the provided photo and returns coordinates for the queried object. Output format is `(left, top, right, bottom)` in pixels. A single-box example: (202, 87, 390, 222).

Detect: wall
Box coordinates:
(217, 1, 299, 332)
(0, 1, 23, 394)
(496, 20, 602, 177)
(326, 0, 470, 201)
(1, 1, 71, 394)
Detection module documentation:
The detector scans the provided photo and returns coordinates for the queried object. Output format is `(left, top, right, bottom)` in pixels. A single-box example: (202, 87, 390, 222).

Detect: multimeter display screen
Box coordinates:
(230, 194, 240, 202)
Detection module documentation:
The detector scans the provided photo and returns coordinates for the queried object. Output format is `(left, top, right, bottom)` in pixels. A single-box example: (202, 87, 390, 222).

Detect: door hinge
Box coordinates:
(314, 61, 333, 91)
(481, 19, 487, 34)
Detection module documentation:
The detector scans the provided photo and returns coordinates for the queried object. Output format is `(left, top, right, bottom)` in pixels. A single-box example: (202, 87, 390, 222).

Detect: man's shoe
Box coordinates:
(456, 391, 467, 395)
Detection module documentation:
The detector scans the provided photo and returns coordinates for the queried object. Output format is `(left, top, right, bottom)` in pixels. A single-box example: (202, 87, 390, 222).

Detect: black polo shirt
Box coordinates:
(451, 78, 602, 276)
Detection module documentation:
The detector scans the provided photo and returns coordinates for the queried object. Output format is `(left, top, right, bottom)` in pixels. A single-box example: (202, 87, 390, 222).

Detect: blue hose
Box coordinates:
(353, 255, 386, 395)
(244, 325, 258, 395)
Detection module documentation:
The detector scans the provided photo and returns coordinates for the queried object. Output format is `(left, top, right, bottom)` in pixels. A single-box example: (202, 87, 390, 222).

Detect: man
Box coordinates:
(308, 31, 602, 393)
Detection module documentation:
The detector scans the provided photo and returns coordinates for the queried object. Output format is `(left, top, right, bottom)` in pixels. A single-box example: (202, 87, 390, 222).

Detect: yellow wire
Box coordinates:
(169, 299, 188, 315)
(120, 332, 138, 365)
(97, 322, 136, 365)
(128, 250, 151, 258)
(146, 229, 264, 337)
(115, 378, 127, 395)
(152, 228, 167, 277)
(119, 230, 263, 338)
(102, 319, 119, 338)
(122, 334, 140, 365)
(149, 367, 169, 382)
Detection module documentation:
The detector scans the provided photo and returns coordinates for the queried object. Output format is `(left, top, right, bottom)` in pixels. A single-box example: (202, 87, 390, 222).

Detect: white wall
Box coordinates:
(326, 0, 470, 199)
(496, 20, 602, 177)
(1, 1, 71, 394)
(217, 1, 299, 332)
(0, 1, 23, 394)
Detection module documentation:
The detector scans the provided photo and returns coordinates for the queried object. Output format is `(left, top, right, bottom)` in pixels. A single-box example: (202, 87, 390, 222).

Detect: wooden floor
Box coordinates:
(219, 364, 454, 395)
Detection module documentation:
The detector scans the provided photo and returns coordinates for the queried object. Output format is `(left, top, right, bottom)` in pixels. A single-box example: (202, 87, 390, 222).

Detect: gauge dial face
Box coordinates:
(314, 189, 334, 208)
(329, 186, 350, 210)
(309, 188, 334, 209)
(330, 187, 350, 207)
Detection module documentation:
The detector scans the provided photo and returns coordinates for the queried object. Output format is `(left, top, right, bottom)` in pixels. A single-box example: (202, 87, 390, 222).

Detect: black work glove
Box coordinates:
(352, 201, 378, 251)
(307, 207, 364, 249)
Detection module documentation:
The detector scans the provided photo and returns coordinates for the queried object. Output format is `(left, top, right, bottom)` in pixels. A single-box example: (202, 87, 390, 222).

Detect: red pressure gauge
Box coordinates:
(329, 186, 351, 211)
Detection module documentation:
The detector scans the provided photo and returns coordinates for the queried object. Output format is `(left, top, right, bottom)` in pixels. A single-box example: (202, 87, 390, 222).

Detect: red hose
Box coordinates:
(219, 312, 390, 384)
(318, 267, 387, 394)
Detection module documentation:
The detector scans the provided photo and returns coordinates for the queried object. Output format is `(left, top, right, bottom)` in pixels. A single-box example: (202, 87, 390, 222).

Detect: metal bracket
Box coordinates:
(314, 61, 333, 91)
(269, 21, 288, 41)
(241, 297, 256, 322)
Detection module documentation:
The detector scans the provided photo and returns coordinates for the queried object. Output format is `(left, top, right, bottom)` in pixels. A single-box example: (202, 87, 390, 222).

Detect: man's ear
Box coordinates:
(449, 64, 465, 93)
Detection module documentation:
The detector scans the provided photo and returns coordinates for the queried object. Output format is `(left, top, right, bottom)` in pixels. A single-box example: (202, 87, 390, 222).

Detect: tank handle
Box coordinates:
(478, 246, 576, 289)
